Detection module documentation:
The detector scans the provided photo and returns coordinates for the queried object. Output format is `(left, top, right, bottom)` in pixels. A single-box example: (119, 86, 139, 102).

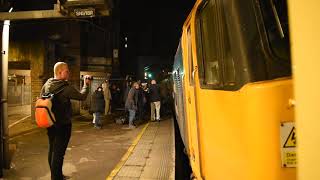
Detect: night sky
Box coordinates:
(120, 0, 195, 55)
(119, 0, 195, 75)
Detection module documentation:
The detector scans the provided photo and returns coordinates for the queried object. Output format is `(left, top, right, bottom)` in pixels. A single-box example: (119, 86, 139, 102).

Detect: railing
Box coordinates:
(7, 83, 31, 107)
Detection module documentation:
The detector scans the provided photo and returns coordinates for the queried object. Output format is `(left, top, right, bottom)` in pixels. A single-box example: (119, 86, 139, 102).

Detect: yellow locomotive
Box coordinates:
(172, 0, 295, 179)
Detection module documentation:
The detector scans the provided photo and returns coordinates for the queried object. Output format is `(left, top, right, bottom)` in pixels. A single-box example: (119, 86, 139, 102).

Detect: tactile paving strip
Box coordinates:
(112, 119, 175, 179)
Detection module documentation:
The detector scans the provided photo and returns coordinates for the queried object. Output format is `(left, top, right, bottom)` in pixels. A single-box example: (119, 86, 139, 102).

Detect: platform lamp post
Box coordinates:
(1, 7, 13, 173)
(0, 32, 2, 177)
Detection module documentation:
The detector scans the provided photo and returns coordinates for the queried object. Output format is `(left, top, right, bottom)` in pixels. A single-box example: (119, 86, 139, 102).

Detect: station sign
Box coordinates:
(280, 122, 296, 167)
(74, 8, 95, 17)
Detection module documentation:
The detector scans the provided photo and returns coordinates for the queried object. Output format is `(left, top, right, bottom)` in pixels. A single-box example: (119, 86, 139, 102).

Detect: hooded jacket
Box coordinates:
(40, 78, 89, 126)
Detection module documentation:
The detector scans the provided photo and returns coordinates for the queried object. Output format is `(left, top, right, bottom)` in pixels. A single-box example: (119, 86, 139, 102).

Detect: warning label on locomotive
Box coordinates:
(280, 122, 296, 168)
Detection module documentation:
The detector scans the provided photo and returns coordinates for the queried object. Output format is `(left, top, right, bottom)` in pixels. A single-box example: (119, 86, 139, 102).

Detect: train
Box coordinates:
(172, 0, 295, 179)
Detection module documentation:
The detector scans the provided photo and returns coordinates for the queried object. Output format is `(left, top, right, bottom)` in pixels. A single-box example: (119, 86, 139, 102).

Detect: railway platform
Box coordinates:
(1, 113, 175, 180)
(107, 118, 175, 180)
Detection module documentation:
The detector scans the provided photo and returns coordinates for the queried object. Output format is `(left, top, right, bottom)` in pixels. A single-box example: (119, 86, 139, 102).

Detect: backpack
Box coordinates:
(35, 84, 66, 128)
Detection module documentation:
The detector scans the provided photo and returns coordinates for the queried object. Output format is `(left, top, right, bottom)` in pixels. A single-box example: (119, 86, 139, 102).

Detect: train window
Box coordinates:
(197, 0, 221, 87)
(196, 0, 235, 89)
(259, 0, 290, 62)
(220, 3, 235, 86)
(187, 28, 194, 86)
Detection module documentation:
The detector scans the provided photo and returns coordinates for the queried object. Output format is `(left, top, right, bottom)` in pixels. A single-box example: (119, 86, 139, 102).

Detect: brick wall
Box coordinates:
(29, 41, 46, 122)
(7, 40, 46, 122)
(9, 22, 97, 119)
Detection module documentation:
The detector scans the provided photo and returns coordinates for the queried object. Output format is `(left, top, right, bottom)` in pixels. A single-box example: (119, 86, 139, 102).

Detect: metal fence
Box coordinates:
(8, 82, 31, 107)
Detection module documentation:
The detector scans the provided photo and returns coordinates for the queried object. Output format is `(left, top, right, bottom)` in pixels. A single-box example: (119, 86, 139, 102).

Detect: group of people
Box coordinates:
(124, 79, 161, 129)
(40, 61, 167, 179)
(90, 78, 162, 130)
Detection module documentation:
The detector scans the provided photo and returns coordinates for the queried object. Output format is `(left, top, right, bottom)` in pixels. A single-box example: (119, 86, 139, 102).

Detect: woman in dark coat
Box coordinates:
(91, 86, 105, 129)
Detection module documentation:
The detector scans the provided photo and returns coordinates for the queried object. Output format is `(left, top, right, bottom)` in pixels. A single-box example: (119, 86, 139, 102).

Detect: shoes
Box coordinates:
(150, 119, 156, 122)
(123, 125, 136, 130)
(129, 125, 136, 129)
(94, 125, 102, 129)
(156, 118, 160, 122)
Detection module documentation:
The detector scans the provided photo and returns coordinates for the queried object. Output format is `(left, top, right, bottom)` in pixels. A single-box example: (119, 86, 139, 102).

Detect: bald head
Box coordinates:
(54, 62, 69, 80)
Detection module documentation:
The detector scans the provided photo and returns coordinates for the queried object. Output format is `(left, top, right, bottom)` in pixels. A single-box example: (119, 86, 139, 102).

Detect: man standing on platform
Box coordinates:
(102, 80, 111, 115)
(40, 62, 91, 180)
(149, 79, 161, 122)
(125, 82, 139, 129)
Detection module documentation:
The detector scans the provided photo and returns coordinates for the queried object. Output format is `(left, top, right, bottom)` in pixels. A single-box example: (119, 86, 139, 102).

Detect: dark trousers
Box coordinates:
(137, 104, 145, 121)
(47, 124, 72, 180)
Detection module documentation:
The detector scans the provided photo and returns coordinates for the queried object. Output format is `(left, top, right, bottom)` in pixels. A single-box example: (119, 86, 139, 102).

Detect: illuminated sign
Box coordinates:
(74, 8, 95, 17)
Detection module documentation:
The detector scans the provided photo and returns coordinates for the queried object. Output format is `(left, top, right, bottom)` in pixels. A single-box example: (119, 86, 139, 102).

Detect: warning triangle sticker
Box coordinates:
(283, 127, 296, 148)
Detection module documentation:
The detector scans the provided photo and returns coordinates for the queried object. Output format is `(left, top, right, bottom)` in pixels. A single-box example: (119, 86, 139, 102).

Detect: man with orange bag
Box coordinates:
(40, 61, 91, 180)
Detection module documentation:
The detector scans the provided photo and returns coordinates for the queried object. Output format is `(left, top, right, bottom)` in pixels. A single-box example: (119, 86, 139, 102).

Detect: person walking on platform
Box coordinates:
(149, 79, 161, 122)
(101, 80, 111, 115)
(40, 62, 91, 180)
(90, 86, 105, 129)
(125, 82, 139, 129)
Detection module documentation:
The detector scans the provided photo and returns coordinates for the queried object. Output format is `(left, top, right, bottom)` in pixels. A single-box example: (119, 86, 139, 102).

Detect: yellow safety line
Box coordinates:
(106, 122, 150, 180)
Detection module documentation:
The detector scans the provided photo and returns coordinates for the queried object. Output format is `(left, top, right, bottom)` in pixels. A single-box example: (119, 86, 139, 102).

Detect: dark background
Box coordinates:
(119, 0, 195, 77)
(1, 0, 196, 77)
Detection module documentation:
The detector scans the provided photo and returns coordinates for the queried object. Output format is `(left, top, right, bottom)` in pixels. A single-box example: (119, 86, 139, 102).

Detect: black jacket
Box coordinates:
(137, 87, 146, 107)
(90, 90, 105, 113)
(149, 84, 161, 102)
(40, 78, 89, 126)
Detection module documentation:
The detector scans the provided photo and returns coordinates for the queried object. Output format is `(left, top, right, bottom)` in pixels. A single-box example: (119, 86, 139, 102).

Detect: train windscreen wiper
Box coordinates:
(270, 0, 285, 38)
